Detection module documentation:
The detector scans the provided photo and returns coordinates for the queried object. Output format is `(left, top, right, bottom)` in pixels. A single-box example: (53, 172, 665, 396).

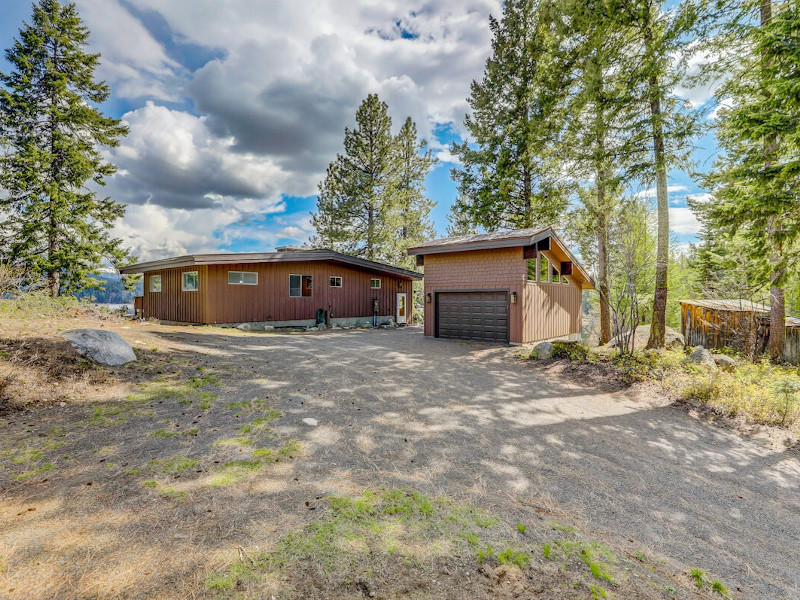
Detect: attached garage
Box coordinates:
(436, 291, 509, 342)
(408, 228, 594, 345)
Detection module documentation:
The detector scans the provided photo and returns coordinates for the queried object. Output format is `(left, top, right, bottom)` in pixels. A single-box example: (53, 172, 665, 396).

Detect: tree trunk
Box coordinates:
(761, 0, 784, 360)
(597, 198, 611, 345)
(367, 200, 374, 261)
(646, 32, 669, 349)
(48, 39, 60, 298)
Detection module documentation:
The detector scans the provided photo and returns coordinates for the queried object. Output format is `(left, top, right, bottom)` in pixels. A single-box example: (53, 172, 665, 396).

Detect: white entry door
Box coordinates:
(396, 293, 407, 324)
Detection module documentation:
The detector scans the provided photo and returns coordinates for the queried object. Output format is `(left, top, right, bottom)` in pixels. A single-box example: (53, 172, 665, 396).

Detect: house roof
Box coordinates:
(407, 227, 594, 289)
(680, 299, 771, 313)
(407, 227, 552, 254)
(118, 248, 423, 280)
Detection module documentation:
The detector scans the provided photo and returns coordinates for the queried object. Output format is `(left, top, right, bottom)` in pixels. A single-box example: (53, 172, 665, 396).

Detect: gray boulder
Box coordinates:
(263, 325, 275, 331)
(714, 354, 737, 372)
(533, 341, 554, 359)
(685, 345, 718, 371)
(236, 323, 252, 331)
(60, 329, 136, 366)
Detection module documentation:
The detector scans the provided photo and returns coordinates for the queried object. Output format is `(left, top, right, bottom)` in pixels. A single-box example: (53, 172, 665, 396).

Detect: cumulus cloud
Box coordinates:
(76, 0, 181, 100)
(669, 207, 702, 235)
(84, 1, 507, 259)
(635, 185, 689, 199)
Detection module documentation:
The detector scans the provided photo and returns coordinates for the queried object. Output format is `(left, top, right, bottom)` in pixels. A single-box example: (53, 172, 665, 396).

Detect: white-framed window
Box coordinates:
(228, 271, 258, 285)
(149, 274, 162, 293)
(329, 276, 342, 288)
(182, 271, 199, 292)
(290, 274, 312, 297)
(370, 278, 381, 289)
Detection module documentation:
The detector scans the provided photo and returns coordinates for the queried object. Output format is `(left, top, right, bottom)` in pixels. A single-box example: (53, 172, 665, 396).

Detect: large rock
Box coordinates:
(714, 354, 737, 372)
(60, 329, 136, 366)
(533, 341, 554, 359)
(685, 345, 718, 371)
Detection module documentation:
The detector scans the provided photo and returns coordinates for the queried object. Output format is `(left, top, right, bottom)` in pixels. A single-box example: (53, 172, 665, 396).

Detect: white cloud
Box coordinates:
(635, 185, 689, 199)
(76, 0, 181, 100)
(669, 207, 702, 235)
(687, 192, 712, 204)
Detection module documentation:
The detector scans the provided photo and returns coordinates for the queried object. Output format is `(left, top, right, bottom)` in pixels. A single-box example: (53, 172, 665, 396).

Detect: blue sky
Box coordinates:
(0, 0, 714, 261)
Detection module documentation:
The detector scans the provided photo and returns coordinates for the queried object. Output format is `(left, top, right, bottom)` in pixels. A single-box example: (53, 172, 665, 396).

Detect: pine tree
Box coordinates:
(600, 0, 703, 349)
(311, 94, 399, 262)
(449, 0, 571, 232)
(0, 0, 131, 297)
(703, 0, 800, 360)
(391, 117, 436, 269)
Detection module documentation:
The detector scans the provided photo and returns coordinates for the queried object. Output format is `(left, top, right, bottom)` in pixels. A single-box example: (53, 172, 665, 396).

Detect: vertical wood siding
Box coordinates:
(522, 281, 582, 343)
(143, 266, 207, 323)
(142, 261, 412, 324)
(680, 304, 761, 356)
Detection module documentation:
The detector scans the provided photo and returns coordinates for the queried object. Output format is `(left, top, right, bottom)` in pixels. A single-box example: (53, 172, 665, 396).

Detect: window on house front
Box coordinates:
(370, 278, 381, 289)
(562, 276, 569, 285)
(228, 271, 258, 285)
(290, 274, 312, 297)
(149, 275, 161, 293)
(182, 271, 199, 292)
(552, 266, 559, 283)
(329, 276, 342, 288)
(538, 256, 548, 283)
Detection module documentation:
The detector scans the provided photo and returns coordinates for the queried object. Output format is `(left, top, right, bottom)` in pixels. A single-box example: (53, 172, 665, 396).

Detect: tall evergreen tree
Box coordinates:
(561, 0, 641, 344)
(391, 117, 436, 269)
(703, 0, 800, 359)
(311, 94, 398, 262)
(0, 0, 131, 297)
(602, 0, 703, 348)
(449, 0, 571, 232)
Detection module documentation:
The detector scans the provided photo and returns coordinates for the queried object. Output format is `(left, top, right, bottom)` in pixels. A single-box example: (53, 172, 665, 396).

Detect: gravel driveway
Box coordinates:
(169, 325, 800, 599)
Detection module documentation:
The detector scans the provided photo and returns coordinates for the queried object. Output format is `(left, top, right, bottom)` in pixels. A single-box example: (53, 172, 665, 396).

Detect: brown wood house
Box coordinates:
(408, 228, 594, 345)
(119, 247, 421, 327)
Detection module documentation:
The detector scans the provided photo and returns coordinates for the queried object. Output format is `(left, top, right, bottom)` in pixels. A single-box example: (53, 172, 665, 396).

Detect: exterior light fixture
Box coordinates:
(426, 292, 432, 303)
(510, 292, 517, 304)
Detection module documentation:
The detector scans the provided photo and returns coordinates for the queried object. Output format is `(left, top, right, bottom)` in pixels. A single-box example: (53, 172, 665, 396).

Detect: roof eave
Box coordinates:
(407, 228, 552, 256)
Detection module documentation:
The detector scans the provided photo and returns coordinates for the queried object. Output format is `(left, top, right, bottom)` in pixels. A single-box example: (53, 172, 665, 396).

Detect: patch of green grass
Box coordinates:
(160, 486, 187, 501)
(126, 466, 142, 476)
(207, 460, 264, 487)
(225, 398, 274, 415)
(9, 448, 42, 464)
(558, 539, 616, 584)
(142, 479, 158, 488)
(590, 584, 608, 599)
(279, 440, 301, 456)
(690, 567, 705, 588)
(14, 462, 54, 480)
(497, 547, 530, 568)
(516, 522, 526, 534)
(204, 488, 536, 597)
(712, 580, 730, 597)
(252, 448, 274, 460)
(83, 400, 153, 427)
(546, 520, 577, 534)
(147, 456, 199, 474)
(543, 543, 552, 559)
(213, 437, 253, 447)
(236, 424, 252, 434)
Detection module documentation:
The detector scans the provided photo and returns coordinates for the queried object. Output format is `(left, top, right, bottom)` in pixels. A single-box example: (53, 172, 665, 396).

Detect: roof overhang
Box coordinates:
(408, 227, 594, 290)
(119, 250, 422, 280)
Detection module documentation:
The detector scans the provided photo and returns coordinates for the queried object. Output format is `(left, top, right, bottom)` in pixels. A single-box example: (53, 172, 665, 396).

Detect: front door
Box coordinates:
(396, 293, 407, 324)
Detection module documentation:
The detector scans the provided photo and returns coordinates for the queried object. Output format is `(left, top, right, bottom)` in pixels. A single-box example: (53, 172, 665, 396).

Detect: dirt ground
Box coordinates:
(1, 316, 799, 599)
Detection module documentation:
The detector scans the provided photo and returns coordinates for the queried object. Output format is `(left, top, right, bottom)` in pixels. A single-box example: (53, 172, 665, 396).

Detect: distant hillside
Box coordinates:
(74, 273, 142, 304)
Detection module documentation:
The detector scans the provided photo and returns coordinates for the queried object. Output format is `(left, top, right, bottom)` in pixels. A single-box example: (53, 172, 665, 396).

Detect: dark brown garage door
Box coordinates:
(436, 291, 509, 343)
